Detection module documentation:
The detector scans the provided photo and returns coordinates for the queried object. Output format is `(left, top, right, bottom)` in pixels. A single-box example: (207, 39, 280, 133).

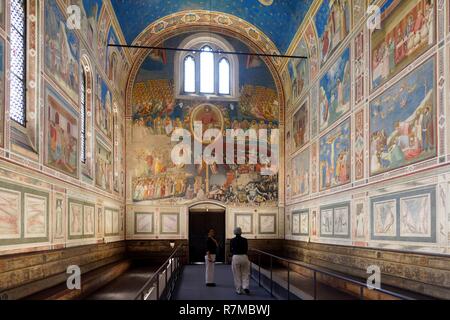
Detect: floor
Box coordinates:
(86, 266, 157, 300)
(172, 265, 276, 300)
(84, 262, 424, 301)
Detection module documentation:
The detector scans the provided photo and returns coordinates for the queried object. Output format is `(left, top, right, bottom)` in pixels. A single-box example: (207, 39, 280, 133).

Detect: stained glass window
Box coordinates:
(200, 46, 214, 94)
(184, 56, 196, 93)
(218, 58, 230, 95)
(10, 0, 26, 126)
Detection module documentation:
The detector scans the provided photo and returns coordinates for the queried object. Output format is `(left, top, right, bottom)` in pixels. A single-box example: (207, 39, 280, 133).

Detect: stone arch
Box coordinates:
(189, 201, 227, 212)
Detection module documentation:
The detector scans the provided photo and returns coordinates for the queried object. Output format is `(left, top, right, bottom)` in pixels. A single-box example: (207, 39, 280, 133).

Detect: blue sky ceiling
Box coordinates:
(110, 0, 314, 53)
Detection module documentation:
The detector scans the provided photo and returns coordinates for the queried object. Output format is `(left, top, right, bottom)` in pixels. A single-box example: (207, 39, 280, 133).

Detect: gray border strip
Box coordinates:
(135, 212, 155, 235)
(67, 198, 96, 240)
(292, 209, 309, 236)
(0, 179, 49, 245)
(370, 186, 437, 243)
(319, 202, 351, 239)
(104, 207, 120, 237)
(234, 213, 253, 235)
(258, 213, 277, 235)
(160, 212, 180, 235)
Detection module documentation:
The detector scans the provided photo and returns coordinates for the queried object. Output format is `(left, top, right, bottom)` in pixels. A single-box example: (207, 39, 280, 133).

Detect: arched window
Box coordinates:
(10, 0, 27, 126)
(200, 46, 214, 94)
(175, 33, 238, 99)
(80, 70, 87, 163)
(218, 58, 230, 95)
(184, 56, 196, 93)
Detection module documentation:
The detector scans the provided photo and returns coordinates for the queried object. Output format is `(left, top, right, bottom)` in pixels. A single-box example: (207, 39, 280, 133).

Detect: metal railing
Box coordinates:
(249, 248, 415, 300)
(134, 245, 185, 300)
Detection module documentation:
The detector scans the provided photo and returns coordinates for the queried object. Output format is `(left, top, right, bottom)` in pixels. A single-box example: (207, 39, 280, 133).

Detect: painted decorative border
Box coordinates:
(0, 37, 4, 148)
(53, 194, 65, 240)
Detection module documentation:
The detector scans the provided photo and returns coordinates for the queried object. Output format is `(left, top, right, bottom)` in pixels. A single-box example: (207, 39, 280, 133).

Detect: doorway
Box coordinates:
(188, 210, 226, 264)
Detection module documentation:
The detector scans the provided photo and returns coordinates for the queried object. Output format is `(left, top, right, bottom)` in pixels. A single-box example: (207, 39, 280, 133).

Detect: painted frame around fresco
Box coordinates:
(104, 207, 120, 236)
(24, 193, 48, 239)
(135, 212, 155, 235)
(370, 0, 436, 92)
(54, 193, 65, 240)
(160, 212, 180, 235)
(291, 98, 310, 153)
(370, 186, 436, 242)
(319, 202, 351, 239)
(44, 83, 80, 179)
(369, 56, 437, 177)
(0, 179, 49, 245)
(0, 38, 4, 147)
(68, 198, 96, 240)
(319, 118, 352, 191)
(234, 213, 253, 235)
(292, 210, 309, 236)
(258, 213, 277, 235)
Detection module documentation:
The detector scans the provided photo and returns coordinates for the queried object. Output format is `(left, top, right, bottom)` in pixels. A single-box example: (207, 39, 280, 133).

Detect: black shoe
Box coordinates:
(206, 283, 216, 287)
(243, 289, 250, 295)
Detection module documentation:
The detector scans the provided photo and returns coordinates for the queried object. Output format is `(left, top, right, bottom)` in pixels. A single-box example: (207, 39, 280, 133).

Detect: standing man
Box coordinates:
(205, 229, 218, 287)
(230, 227, 251, 295)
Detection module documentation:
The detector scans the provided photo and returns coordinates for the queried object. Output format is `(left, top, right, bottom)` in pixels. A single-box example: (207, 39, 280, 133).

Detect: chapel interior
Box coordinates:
(0, 0, 449, 301)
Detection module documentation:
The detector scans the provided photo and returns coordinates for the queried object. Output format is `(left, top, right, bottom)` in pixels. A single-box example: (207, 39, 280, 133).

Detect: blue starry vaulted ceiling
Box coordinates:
(110, 0, 314, 53)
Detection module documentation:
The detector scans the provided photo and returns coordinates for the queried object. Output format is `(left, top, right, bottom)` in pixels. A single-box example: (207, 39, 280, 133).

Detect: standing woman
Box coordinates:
(205, 229, 218, 287)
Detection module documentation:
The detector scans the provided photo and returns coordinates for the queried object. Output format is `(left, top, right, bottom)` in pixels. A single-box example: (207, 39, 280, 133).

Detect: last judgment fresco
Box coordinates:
(128, 34, 280, 206)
